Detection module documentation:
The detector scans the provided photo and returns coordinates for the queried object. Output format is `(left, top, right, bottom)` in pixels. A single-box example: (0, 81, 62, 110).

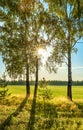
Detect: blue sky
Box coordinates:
(0, 42, 83, 81)
(0, 55, 5, 75)
(39, 42, 83, 81)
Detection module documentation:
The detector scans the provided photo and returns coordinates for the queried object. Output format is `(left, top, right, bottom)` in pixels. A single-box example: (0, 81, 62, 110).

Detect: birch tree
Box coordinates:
(43, 0, 83, 100)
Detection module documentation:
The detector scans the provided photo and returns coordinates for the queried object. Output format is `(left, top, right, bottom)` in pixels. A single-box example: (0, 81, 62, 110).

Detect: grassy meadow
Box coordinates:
(0, 85, 83, 130)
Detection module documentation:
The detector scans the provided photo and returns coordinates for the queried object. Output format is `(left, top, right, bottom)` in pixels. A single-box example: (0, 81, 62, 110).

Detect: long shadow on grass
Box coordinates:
(26, 96, 58, 130)
(41, 101, 58, 129)
(0, 96, 28, 130)
(74, 101, 83, 117)
(26, 96, 36, 130)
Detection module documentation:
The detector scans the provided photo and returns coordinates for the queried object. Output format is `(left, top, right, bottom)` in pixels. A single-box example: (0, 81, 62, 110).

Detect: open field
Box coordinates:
(0, 85, 83, 130)
(7, 85, 83, 99)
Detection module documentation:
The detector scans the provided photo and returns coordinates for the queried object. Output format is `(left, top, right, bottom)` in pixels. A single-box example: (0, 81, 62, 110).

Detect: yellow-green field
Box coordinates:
(0, 85, 83, 130)
(7, 85, 83, 99)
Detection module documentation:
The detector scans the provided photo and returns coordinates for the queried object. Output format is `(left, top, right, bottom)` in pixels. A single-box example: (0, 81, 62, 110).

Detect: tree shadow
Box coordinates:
(74, 101, 83, 117)
(26, 96, 36, 130)
(40, 101, 58, 130)
(26, 95, 58, 130)
(0, 96, 28, 130)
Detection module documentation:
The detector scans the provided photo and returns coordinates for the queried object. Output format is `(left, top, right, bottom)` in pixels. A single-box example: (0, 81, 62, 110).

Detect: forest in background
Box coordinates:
(8, 80, 83, 86)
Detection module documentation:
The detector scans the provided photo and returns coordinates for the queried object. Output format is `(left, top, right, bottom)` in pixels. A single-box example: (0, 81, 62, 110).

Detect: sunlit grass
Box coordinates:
(0, 85, 83, 130)
(3, 85, 83, 99)
(0, 94, 83, 130)
(7, 85, 34, 96)
(39, 85, 83, 99)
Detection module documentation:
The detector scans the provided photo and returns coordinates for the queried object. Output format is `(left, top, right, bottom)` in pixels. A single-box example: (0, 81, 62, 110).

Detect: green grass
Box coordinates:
(3, 85, 83, 99)
(0, 85, 83, 130)
(1, 85, 83, 100)
(8, 85, 34, 95)
(46, 86, 83, 99)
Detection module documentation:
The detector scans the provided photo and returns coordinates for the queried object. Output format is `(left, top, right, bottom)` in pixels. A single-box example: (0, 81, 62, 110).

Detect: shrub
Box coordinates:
(0, 74, 11, 98)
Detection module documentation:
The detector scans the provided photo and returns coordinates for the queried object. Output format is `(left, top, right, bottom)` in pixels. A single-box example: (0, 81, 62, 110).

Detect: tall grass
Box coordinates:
(0, 85, 83, 130)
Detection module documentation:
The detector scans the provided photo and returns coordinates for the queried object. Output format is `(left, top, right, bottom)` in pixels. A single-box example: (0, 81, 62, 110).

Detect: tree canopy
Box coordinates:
(0, 0, 83, 99)
(42, 0, 83, 100)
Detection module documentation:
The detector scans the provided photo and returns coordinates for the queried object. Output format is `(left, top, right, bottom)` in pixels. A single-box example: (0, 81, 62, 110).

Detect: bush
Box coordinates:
(0, 74, 11, 98)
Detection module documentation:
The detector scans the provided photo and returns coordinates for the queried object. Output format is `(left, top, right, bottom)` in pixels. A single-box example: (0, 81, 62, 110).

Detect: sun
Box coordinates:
(38, 48, 44, 55)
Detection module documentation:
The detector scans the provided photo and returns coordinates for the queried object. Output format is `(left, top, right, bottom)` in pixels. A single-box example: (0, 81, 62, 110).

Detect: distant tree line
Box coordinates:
(47, 80, 83, 86)
(7, 80, 83, 86)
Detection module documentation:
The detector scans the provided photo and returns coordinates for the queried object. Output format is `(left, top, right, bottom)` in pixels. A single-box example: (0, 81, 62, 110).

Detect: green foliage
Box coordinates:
(0, 74, 11, 98)
(0, 0, 46, 80)
(39, 78, 53, 100)
(43, 0, 83, 100)
(45, 0, 83, 71)
(39, 78, 47, 88)
(39, 87, 53, 100)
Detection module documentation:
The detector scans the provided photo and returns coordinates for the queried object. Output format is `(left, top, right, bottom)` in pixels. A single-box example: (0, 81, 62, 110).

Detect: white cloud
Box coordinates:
(59, 66, 83, 70)
(72, 66, 83, 70)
